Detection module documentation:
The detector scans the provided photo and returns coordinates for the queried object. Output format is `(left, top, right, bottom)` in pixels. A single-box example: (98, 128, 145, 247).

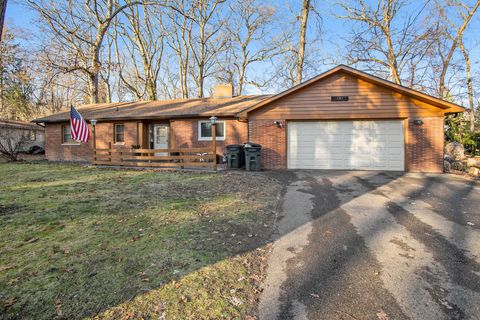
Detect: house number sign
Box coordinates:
(331, 96, 349, 102)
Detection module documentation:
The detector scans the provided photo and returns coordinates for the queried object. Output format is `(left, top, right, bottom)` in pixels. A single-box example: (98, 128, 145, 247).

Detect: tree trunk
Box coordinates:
(197, 66, 204, 98)
(295, 0, 310, 85)
(385, 26, 401, 84)
(0, 0, 7, 41)
(87, 72, 98, 104)
(439, 0, 480, 98)
(458, 38, 474, 132)
(146, 78, 157, 100)
(105, 80, 112, 103)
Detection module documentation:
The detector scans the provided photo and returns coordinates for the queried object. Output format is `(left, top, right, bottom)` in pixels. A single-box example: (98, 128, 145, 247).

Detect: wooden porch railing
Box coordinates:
(92, 144, 217, 170)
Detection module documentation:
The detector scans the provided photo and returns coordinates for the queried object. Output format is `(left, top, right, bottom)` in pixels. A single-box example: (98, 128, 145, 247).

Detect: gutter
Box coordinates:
(32, 113, 242, 124)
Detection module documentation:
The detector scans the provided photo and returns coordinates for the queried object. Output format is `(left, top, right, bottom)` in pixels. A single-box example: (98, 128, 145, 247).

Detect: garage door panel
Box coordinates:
(288, 120, 404, 171)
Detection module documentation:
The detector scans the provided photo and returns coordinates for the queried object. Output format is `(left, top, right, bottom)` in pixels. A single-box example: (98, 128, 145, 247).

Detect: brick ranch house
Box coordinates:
(33, 65, 464, 173)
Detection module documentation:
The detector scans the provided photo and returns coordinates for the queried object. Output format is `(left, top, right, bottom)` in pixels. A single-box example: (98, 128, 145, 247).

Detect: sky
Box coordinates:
(4, 0, 480, 98)
(5, 0, 480, 59)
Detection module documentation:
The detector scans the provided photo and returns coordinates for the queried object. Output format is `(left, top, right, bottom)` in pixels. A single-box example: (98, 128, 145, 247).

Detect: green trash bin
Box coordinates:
(244, 143, 262, 171)
(226, 144, 245, 169)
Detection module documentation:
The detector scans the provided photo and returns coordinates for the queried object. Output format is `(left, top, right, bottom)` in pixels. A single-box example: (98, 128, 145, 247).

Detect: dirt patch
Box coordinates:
(0, 204, 19, 216)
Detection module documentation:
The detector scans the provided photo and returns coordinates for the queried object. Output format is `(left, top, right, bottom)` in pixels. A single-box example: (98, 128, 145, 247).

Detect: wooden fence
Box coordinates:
(92, 145, 216, 170)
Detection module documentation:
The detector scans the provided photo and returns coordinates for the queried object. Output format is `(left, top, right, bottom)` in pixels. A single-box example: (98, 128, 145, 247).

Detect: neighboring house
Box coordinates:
(33, 65, 464, 173)
(0, 119, 45, 152)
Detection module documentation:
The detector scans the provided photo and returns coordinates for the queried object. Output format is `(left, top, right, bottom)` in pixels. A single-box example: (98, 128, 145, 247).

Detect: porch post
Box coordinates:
(209, 116, 218, 172)
(90, 119, 97, 163)
(212, 122, 217, 171)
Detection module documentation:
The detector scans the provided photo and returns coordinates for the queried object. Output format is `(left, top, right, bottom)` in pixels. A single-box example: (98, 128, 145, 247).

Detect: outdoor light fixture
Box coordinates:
(209, 115, 217, 124)
(273, 120, 283, 128)
(413, 119, 424, 126)
(90, 119, 97, 126)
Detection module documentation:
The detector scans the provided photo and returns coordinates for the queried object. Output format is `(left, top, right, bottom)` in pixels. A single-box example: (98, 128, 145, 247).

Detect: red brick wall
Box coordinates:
(249, 117, 445, 172)
(170, 118, 247, 156)
(248, 120, 286, 169)
(406, 117, 444, 173)
(45, 121, 139, 162)
(45, 123, 93, 161)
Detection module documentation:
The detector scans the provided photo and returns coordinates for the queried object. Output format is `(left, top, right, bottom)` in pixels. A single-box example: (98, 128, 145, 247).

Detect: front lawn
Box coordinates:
(0, 162, 280, 319)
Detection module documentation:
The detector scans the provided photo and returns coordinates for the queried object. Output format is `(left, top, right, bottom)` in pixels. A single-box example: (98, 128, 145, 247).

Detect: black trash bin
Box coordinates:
(244, 143, 262, 171)
(226, 144, 245, 169)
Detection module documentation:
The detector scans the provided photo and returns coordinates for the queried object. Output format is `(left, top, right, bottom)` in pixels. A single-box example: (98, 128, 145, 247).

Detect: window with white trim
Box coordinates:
(198, 120, 225, 141)
(114, 123, 125, 143)
(62, 124, 79, 144)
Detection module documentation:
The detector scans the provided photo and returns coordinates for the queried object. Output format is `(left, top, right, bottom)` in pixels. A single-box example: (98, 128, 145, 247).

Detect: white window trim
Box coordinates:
(114, 123, 125, 144)
(198, 120, 226, 141)
(62, 124, 81, 145)
(61, 142, 81, 146)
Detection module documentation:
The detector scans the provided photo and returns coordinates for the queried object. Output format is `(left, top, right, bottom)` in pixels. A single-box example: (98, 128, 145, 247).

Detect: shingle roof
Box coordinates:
(32, 95, 270, 123)
(0, 119, 44, 130)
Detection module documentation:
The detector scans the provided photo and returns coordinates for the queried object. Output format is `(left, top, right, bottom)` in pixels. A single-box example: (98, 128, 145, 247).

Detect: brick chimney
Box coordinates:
(213, 84, 233, 98)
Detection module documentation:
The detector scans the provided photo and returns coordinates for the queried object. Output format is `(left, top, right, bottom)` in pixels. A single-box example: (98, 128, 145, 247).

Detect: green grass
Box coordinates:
(0, 162, 280, 319)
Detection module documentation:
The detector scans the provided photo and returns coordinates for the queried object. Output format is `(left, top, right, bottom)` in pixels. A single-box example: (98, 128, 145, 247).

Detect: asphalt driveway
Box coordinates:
(259, 170, 480, 320)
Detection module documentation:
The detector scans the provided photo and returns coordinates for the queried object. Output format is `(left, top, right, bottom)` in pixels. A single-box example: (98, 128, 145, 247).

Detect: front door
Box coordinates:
(153, 124, 169, 156)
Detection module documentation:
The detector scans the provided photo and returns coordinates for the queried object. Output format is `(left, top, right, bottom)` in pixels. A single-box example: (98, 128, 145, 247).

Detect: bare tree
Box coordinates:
(32, 42, 86, 115)
(164, 0, 193, 98)
(0, 27, 36, 120)
(338, 0, 431, 86)
(100, 30, 115, 103)
(273, 0, 322, 88)
(114, 3, 165, 100)
(224, 0, 282, 95)
(187, 0, 227, 98)
(296, 0, 311, 85)
(432, 0, 480, 99)
(458, 36, 475, 131)
(27, 0, 150, 104)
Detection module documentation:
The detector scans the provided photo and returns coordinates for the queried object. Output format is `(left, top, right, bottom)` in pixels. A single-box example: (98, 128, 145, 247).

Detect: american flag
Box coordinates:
(70, 105, 90, 142)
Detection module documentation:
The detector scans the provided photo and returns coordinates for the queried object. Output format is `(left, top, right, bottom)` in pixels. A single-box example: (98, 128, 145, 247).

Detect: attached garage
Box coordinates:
(287, 120, 404, 171)
(239, 65, 465, 173)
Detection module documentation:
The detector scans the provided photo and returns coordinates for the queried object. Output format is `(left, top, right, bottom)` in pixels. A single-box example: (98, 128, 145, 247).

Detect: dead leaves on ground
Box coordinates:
(4, 297, 17, 309)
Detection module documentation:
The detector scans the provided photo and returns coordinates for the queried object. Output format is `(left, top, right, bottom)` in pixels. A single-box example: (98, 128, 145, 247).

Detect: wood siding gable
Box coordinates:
(249, 72, 455, 120)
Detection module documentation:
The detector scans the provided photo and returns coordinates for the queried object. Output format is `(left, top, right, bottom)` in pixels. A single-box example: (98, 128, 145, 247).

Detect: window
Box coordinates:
(23, 130, 36, 141)
(62, 125, 78, 144)
(114, 123, 125, 143)
(198, 120, 225, 141)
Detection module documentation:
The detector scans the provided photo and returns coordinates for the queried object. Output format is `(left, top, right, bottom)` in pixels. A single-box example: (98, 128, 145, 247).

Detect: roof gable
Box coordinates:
(237, 65, 465, 117)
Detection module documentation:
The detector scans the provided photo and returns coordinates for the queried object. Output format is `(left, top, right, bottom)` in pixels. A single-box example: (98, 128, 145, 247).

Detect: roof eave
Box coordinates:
(33, 112, 240, 124)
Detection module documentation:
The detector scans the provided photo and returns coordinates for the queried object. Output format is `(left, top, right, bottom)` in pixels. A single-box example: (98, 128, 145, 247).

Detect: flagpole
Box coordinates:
(90, 119, 97, 162)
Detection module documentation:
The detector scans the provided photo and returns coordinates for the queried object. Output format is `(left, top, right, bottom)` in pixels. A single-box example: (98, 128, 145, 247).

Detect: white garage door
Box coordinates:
(288, 120, 404, 171)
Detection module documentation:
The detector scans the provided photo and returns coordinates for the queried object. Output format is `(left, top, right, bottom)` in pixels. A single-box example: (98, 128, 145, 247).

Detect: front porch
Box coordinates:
(92, 145, 217, 170)
(91, 119, 219, 170)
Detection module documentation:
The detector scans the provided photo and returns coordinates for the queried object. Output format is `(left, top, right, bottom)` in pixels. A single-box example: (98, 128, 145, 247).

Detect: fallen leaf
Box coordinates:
(229, 296, 243, 306)
(0, 265, 15, 272)
(4, 297, 17, 309)
(310, 293, 320, 298)
(55, 297, 63, 317)
(377, 310, 389, 320)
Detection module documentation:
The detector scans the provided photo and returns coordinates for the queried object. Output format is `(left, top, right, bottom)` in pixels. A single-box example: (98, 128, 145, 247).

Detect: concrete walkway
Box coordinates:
(259, 171, 480, 320)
